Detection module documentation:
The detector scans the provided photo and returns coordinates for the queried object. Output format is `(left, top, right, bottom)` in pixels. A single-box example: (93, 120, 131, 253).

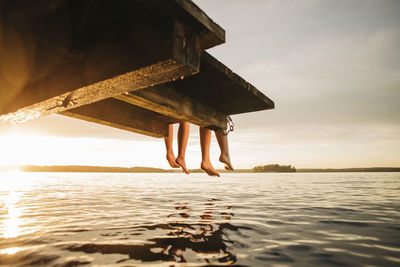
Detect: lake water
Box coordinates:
(0, 172, 399, 266)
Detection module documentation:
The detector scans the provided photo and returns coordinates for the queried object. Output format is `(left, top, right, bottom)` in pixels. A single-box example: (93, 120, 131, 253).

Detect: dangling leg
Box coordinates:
(175, 121, 190, 174)
(215, 130, 234, 171)
(200, 127, 220, 177)
(164, 124, 180, 168)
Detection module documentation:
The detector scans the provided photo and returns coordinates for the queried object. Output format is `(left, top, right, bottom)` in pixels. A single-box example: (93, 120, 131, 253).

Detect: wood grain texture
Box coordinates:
(116, 86, 228, 130)
(62, 98, 171, 138)
(169, 52, 275, 115)
(173, 0, 225, 49)
(0, 59, 196, 124)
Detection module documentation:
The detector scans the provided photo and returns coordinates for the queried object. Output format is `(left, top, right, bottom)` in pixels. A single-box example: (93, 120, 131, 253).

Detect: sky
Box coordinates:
(0, 0, 399, 169)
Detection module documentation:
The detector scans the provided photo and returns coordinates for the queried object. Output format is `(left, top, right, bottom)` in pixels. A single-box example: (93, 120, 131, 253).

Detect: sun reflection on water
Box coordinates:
(0, 170, 37, 240)
(3, 190, 22, 238)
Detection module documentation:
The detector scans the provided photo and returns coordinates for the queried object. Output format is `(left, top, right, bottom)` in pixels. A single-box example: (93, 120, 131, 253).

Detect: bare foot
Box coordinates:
(219, 154, 234, 171)
(201, 161, 220, 177)
(175, 156, 190, 174)
(166, 153, 180, 168)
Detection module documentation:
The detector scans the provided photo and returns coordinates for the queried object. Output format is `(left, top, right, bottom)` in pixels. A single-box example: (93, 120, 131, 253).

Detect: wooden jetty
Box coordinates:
(0, 0, 274, 137)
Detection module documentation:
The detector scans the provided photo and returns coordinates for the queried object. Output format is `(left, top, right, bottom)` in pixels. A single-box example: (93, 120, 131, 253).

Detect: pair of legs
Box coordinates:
(164, 122, 190, 174)
(199, 127, 233, 177)
(164, 122, 233, 176)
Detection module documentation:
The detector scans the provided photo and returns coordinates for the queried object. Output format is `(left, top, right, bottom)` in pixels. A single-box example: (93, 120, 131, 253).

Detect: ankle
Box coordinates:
(220, 152, 229, 158)
(201, 159, 211, 167)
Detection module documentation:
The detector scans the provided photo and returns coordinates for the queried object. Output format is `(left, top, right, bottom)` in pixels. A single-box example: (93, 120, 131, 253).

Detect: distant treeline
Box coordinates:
(297, 167, 400, 172)
(253, 164, 296, 172)
(20, 165, 173, 173)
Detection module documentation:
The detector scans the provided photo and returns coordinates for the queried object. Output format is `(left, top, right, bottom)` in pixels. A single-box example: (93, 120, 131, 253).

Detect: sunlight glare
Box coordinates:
(0, 169, 37, 191)
(0, 129, 42, 167)
(0, 128, 166, 168)
(0, 247, 25, 255)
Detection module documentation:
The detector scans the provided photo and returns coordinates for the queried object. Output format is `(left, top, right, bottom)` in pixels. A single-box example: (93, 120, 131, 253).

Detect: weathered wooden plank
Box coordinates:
(169, 52, 275, 115)
(115, 87, 228, 130)
(62, 98, 171, 138)
(173, 0, 225, 49)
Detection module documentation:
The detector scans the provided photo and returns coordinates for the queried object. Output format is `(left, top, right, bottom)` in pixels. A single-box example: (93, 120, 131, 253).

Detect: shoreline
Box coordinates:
(7, 165, 400, 173)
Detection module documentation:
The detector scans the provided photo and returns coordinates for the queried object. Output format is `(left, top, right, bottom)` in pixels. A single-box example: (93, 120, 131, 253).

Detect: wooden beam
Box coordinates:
(1, 57, 196, 124)
(201, 52, 275, 113)
(62, 98, 171, 138)
(165, 52, 275, 115)
(173, 0, 225, 49)
(115, 87, 228, 130)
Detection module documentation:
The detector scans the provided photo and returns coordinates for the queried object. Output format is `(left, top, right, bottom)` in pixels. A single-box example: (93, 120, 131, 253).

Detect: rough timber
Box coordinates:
(0, 0, 274, 138)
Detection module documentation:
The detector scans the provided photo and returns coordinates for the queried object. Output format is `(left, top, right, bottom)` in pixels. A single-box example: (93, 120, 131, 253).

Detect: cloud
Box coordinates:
(234, 25, 400, 128)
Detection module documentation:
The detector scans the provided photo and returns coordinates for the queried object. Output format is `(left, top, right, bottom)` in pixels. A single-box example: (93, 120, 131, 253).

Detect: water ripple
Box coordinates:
(0, 172, 399, 266)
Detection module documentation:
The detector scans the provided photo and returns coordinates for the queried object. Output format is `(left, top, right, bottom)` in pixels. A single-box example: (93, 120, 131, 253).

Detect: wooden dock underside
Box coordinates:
(0, 0, 274, 138)
(63, 52, 274, 137)
(0, 0, 223, 121)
